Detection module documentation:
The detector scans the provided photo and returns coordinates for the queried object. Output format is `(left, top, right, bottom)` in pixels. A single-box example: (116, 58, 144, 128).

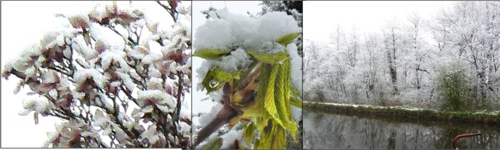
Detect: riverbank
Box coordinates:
(304, 101, 500, 125)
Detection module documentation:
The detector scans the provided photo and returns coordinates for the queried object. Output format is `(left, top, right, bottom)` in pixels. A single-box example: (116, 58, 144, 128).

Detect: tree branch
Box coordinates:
(156, 0, 177, 22)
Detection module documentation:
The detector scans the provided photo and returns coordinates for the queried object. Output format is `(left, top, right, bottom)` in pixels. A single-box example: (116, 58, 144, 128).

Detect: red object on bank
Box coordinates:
(452, 133, 481, 149)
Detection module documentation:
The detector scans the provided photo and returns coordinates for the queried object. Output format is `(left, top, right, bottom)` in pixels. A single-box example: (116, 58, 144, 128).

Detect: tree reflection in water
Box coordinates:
(303, 111, 500, 149)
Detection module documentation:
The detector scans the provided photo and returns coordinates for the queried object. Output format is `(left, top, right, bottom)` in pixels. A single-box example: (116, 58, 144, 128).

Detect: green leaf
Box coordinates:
(200, 137, 223, 149)
(257, 121, 286, 149)
(272, 126, 286, 149)
(290, 86, 302, 108)
(291, 86, 301, 95)
(212, 67, 241, 82)
(256, 120, 274, 149)
(243, 122, 256, 146)
(274, 62, 292, 130)
(248, 50, 289, 65)
(201, 69, 223, 93)
(255, 64, 272, 131)
(255, 112, 271, 131)
(275, 32, 301, 46)
(264, 64, 285, 128)
(289, 121, 298, 142)
(254, 139, 260, 149)
(193, 49, 230, 60)
(282, 60, 300, 142)
(201, 67, 241, 93)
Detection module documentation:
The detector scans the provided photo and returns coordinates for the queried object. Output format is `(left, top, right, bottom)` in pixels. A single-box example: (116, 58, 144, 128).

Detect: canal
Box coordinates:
(303, 111, 500, 149)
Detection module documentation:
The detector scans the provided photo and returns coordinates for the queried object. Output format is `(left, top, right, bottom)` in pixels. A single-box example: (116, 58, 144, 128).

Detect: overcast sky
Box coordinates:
(191, 1, 261, 126)
(304, 1, 455, 43)
(1, 1, 187, 148)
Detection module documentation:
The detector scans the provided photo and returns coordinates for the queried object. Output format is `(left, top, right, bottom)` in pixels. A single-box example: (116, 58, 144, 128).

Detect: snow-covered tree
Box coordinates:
(192, 7, 302, 149)
(431, 1, 500, 109)
(2, 1, 192, 148)
(304, 1, 500, 111)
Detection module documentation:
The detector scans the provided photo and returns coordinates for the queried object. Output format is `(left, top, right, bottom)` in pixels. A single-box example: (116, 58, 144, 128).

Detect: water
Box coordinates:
(304, 111, 500, 149)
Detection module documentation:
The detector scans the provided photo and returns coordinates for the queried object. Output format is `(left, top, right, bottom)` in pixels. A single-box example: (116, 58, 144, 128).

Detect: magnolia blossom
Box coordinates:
(3, 1, 191, 148)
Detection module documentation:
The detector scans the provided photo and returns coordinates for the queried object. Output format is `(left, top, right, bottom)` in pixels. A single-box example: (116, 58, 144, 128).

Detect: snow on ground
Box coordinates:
(304, 101, 500, 115)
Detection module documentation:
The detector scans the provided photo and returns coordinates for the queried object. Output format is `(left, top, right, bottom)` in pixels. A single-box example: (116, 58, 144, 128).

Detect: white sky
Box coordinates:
(1, 1, 187, 148)
(304, 1, 455, 43)
(191, 1, 261, 126)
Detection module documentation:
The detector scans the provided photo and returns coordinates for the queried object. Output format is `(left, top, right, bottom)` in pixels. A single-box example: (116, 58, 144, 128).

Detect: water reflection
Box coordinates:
(304, 111, 500, 149)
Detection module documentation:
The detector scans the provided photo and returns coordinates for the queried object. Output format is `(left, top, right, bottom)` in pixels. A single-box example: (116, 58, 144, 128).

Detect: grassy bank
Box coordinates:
(304, 102, 500, 125)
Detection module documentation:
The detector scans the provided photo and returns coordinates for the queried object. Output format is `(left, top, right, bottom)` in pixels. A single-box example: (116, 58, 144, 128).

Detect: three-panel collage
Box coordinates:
(1, 1, 499, 149)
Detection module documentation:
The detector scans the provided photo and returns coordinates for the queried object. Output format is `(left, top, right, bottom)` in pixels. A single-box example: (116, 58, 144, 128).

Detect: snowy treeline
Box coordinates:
(304, 1, 500, 110)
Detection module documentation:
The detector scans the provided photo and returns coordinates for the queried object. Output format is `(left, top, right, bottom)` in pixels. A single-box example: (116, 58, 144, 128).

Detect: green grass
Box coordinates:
(304, 102, 500, 126)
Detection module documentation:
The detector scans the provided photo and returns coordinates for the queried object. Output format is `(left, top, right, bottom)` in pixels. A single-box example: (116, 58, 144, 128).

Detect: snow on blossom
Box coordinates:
(74, 68, 104, 88)
(100, 49, 129, 71)
(140, 124, 159, 143)
(1, 0, 193, 148)
(136, 89, 176, 108)
(88, 23, 125, 51)
(73, 36, 98, 61)
(179, 121, 191, 135)
(24, 67, 36, 79)
(48, 89, 59, 99)
(116, 72, 135, 91)
(94, 109, 109, 127)
(142, 53, 163, 65)
(20, 96, 50, 115)
(41, 70, 58, 84)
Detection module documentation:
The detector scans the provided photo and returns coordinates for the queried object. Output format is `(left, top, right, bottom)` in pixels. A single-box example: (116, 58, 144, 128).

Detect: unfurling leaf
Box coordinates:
(248, 50, 289, 65)
(275, 32, 301, 46)
(200, 137, 223, 150)
(193, 49, 230, 60)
